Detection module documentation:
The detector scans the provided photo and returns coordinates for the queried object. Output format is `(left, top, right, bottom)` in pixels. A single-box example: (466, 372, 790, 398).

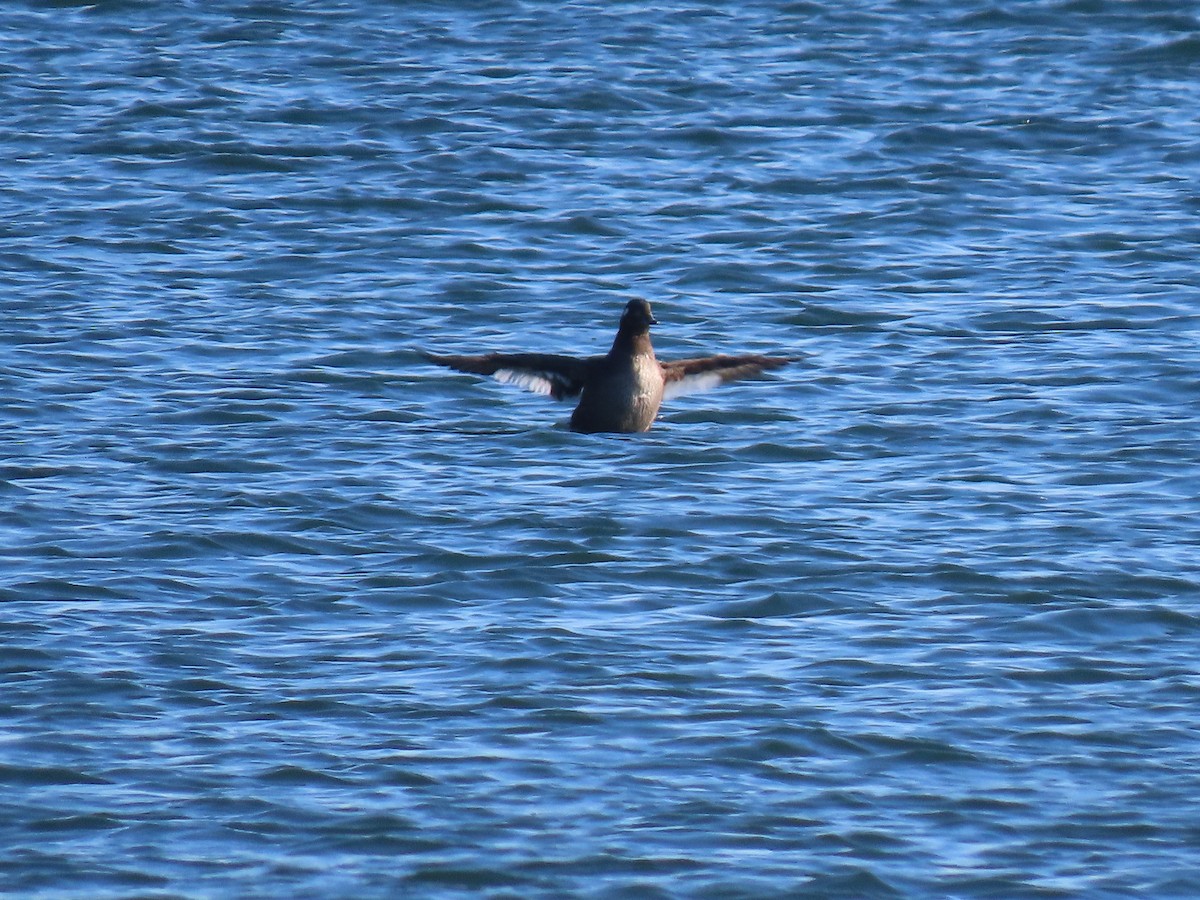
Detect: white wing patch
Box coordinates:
(494, 368, 560, 396)
(663, 370, 726, 400)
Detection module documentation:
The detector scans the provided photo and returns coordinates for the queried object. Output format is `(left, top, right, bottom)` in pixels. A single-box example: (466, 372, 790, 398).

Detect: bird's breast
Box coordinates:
(570, 354, 664, 433)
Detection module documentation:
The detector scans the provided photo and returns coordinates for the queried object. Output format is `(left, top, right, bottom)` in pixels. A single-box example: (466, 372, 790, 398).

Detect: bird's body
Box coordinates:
(568, 314, 664, 433)
(425, 299, 789, 434)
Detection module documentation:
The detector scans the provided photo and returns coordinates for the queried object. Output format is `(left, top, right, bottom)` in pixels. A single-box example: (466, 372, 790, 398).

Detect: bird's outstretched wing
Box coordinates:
(424, 352, 593, 400)
(661, 355, 791, 400)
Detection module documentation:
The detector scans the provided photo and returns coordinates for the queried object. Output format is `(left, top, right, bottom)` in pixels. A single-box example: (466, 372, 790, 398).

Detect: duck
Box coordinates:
(425, 298, 790, 433)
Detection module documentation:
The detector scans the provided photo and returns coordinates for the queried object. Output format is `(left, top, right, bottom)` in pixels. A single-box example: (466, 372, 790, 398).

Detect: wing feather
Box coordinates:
(661, 355, 790, 400)
(424, 352, 592, 400)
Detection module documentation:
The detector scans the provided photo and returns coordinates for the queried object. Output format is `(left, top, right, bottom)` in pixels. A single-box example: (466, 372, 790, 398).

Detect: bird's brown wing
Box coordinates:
(661, 355, 791, 400)
(424, 352, 594, 400)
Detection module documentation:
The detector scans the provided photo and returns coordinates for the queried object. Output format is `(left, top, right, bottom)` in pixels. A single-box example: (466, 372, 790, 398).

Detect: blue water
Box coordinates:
(4, 1, 1200, 896)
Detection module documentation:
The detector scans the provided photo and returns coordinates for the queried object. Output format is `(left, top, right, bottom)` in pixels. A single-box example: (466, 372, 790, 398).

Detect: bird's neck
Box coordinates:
(610, 327, 654, 359)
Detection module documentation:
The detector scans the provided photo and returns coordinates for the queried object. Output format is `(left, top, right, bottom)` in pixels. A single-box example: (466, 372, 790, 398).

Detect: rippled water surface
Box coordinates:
(4, 1, 1200, 896)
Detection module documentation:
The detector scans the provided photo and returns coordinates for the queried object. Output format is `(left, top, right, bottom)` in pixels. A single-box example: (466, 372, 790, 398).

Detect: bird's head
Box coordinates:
(620, 298, 657, 333)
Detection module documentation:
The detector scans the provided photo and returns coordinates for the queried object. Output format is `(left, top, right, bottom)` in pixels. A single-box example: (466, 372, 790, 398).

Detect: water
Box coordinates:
(3, 0, 1200, 895)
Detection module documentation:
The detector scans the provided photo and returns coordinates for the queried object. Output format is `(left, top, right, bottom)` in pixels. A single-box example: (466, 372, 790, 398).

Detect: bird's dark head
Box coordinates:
(620, 298, 658, 333)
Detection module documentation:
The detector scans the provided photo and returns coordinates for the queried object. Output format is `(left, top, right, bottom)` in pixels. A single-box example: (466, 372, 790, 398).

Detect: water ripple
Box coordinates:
(4, 0, 1200, 896)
